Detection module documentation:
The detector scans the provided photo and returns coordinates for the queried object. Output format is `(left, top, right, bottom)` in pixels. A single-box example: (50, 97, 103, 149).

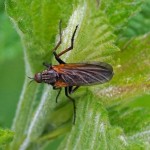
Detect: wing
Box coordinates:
(53, 62, 113, 87)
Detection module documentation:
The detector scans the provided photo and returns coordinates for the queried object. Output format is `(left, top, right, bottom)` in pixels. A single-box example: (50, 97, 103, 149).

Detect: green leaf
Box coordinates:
(108, 99, 150, 149)
(0, 128, 14, 146)
(100, 0, 144, 35)
(58, 91, 128, 150)
(123, 0, 150, 37)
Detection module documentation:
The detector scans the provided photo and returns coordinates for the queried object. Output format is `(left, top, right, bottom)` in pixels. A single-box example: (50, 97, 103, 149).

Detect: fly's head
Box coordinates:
(34, 72, 42, 83)
(28, 69, 57, 85)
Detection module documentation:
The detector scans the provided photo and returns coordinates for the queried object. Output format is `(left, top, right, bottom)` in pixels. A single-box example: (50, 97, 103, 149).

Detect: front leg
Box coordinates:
(53, 25, 78, 64)
(52, 20, 66, 64)
(43, 62, 52, 68)
(57, 25, 78, 57)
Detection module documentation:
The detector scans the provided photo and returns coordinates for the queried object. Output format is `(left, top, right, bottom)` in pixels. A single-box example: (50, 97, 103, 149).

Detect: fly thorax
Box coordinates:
(42, 69, 58, 84)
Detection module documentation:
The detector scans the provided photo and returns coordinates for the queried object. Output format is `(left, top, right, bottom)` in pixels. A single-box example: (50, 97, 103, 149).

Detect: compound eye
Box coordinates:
(34, 73, 42, 83)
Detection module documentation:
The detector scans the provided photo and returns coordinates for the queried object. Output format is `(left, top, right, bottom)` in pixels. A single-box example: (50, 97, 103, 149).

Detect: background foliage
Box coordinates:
(0, 0, 150, 149)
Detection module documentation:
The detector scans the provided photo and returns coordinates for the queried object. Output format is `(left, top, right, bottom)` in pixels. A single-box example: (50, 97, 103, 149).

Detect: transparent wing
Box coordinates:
(53, 62, 113, 86)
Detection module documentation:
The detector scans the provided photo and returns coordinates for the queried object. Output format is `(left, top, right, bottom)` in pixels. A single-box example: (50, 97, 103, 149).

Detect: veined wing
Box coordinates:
(53, 62, 113, 87)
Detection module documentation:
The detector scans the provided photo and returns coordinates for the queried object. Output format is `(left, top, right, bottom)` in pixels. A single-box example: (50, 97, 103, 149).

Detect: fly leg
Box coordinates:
(42, 62, 52, 68)
(53, 24, 78, 64)
(57, 25, 78, 58)
(68, 86, 80, 94)
(52, 20, 66, 64)
(53, 20, 62, 52)
(65, 87, 76, 124)
(53, 87, 62, 103)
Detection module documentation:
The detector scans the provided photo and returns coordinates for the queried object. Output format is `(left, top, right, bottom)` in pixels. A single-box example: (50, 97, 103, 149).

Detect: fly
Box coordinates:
(29, 21, 114, 124)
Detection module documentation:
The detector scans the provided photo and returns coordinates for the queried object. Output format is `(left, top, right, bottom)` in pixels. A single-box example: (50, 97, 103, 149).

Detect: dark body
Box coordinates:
(33, 21, 114, 124)
(36, 63, 113, 87)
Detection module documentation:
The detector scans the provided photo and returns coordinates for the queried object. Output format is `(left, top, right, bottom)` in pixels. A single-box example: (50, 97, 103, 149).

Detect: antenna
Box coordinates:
(27, 76, 34, 86)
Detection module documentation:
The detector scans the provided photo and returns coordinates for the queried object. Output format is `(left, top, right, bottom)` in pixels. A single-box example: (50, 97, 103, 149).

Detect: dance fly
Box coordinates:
(29, 21, 114, 124)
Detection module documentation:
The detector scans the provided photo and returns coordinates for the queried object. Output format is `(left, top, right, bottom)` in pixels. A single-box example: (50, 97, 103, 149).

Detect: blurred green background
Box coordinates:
(0, 0, 24, 128)
(0, 0, 150, 149)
